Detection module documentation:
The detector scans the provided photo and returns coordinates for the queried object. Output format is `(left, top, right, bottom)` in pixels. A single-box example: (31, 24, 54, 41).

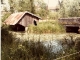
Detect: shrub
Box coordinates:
(1, 25, 15, 60)
(1, 25, 54, 60)
(1, 27, 80, 60)
(28, 21, 65, 34)
(75, 37, 80, 51)
(1, 12, 11, 22)
(48, 12, 59, 20)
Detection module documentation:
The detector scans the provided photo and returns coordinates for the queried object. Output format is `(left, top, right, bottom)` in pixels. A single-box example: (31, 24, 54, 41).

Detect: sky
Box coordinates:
(43, 0, 62, 9)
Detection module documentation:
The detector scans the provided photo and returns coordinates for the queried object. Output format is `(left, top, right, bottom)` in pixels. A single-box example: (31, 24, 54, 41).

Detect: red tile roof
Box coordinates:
(4, 11, 41, 25)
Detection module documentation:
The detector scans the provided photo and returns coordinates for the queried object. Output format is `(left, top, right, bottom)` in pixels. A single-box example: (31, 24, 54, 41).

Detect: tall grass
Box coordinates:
(28, 20, 65, 34)
(2, 25, 80, 60)
(1, 26, 55, 60)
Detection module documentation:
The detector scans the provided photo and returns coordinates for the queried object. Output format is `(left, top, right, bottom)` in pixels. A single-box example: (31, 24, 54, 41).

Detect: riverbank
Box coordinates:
(11, 31, 80, 42)
(2, 29, 80, 60)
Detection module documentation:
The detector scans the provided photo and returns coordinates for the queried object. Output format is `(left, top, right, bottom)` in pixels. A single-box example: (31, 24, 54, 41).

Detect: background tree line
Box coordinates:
(8, 0, 48, 19)
(58, 0, 80, 18)
(2, 0, 80, 21)
(2, 0, 49, 22)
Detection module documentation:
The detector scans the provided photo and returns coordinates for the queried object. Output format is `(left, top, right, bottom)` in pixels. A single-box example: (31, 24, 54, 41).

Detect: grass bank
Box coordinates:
(2, 26, 80, 60)
(28, 20, 65, 34)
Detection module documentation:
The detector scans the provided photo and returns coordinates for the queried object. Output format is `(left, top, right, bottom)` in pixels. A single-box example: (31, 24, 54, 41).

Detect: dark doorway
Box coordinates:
(66, 26, 79, 33)
(34, 20, 37, 26)
(9, 24, 25, 31)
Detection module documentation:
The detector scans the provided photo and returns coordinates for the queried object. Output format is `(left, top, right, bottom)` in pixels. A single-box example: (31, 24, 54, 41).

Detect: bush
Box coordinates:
(1, 25, 54, 60)
(2, 25, 80, 60)
(48, 12, 59, 20)
(75, 37, 80, 51)
(1, 26, 80, 60)
(1, 12, 11, 22)
(28, 21, 65, 34)
(1, 25, 14, 46)
(1, 25, 15, 60)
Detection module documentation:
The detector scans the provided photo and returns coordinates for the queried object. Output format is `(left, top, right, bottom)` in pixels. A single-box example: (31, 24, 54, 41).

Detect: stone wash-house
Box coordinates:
(4, 11, 41, 31)
(59, 17, 80, 33)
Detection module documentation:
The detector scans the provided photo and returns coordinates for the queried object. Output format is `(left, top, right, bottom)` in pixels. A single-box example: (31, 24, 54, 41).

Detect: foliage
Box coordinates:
(1, 25, 15, 60)
(35, 0, 49, 19)
(8, 0, 49, 19)
(1, 25, 80, 60)
(75, 37, 80, 51)
(36, 8, 49, 19)
(9, 0, 35, 13)
(1, 0, 80, 59)
(1, 25, 13, 45)
(48, 12, 59, 20)
(1, 12, 11, 27)
(58, 0, 80, 18)
(30, 0, 35, 13)
(1, 25, 53, 60)
(28, 20, 65, 34)
(1, 12, 11, 22)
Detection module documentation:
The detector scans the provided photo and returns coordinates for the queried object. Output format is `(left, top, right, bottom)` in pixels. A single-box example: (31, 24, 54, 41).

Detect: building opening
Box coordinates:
(34, 20, 37, 26)
(9, 24, 25, 31)
(66, 26, 79, 33)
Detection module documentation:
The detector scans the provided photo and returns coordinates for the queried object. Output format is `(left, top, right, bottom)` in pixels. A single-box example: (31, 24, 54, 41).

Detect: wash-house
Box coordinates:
(4, 11, 41, 31)
(59, 17, 80, 33)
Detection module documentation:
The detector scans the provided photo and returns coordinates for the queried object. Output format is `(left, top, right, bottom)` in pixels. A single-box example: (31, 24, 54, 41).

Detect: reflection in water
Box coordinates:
(43, 40, 63, 54)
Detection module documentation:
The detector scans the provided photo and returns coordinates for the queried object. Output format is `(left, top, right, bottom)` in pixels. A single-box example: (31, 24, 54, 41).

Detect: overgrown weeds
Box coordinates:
(28, 20, 65, 34)
(1, 25, 80, 60)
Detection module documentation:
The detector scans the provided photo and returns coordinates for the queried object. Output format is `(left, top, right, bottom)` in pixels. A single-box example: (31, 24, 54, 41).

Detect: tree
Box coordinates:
(9, 0, 35, 13)
(9, 0, 15, 13)
(68, 0, 80, 17)
(58, 0, 80, 18)
(30, 0, 35, 13)
(7, 0, 49, 19)
(1, 12, 11, 22)
(35, 0, 49, 19)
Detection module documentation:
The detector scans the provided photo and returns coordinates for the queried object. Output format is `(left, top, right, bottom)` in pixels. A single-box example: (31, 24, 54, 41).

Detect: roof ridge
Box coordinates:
(4, 11, 41, 25)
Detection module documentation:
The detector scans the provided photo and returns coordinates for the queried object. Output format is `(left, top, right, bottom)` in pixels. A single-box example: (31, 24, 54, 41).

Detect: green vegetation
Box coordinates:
(1, 26, 53, 60)
(2, 0, 80, 22)
(48, 12, 59, 20)
(35, 0, 49, 19)
(9, 0, 35, 13)
(8, 0, 48, 19)
(1, 0, 80, 60)
(28, 20, 65, 34)
(2, 0, 80, 21)
(1, 26, 80, 60)
(1, 12, 11, 22)
(58, 0, 80, 18)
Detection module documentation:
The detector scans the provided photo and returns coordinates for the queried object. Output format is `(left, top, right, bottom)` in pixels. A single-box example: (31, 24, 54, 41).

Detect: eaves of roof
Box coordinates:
(4, 11, 41, 25)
